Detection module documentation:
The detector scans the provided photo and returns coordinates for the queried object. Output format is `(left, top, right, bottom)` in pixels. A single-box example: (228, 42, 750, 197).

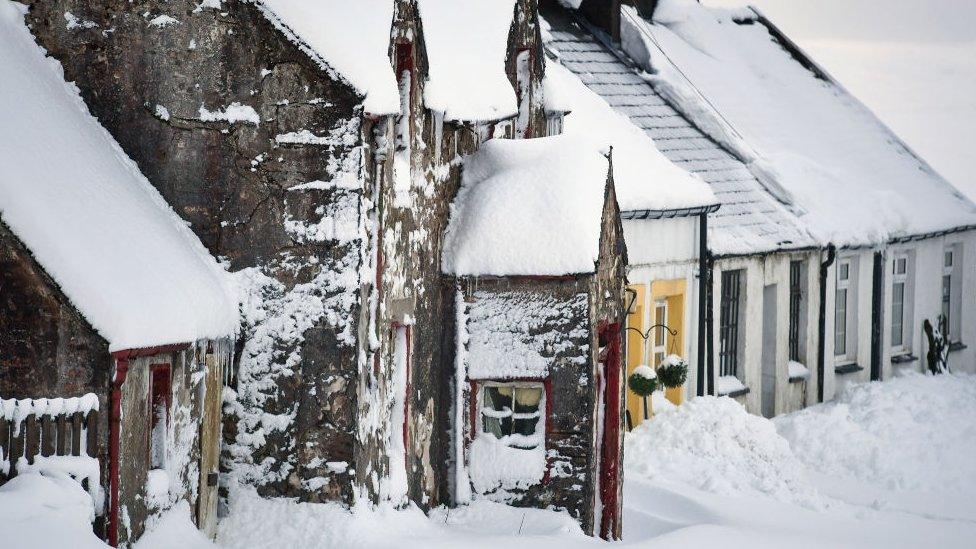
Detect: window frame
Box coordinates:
(651, 299, 668, 367)
(942, 245, 962, 342)
(834, 258, 857, 363)
(472, 380, 548, 451)
(788, 260, 805, 362)
(719, 269, 743, 378)
(890, 254, 910, 353)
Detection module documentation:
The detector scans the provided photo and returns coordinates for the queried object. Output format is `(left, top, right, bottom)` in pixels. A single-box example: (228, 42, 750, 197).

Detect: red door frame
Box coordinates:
(597, 322, 623, 540)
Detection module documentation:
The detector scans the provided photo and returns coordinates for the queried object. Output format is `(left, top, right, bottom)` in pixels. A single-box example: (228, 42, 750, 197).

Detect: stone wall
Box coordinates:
(23, 0, 370, 502)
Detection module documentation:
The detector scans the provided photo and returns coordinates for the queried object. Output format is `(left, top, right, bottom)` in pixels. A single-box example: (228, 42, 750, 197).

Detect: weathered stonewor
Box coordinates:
(23, 0, 371, 502)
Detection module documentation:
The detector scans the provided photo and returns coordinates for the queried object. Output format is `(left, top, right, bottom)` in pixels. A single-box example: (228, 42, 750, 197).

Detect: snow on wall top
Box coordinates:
(625, 0, 976, 247)
(0, 3, 238, 351)
(442, 134, 608, 277)
(463, 290, 589, 380)
(417, 0, 519, 122)
(256, 0, 400, 116)
(544, 61, 716, 213)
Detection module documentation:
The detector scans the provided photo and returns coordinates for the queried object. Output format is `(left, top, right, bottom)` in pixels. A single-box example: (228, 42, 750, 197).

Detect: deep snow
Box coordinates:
(5, 373, 976, 547)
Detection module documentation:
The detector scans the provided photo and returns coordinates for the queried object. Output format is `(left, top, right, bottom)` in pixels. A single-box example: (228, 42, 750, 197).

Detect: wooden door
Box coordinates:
(197, 350, 221, 538)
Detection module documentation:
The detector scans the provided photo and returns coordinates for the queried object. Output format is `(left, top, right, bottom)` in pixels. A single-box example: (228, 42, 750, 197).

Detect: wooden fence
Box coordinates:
(0, 397, 99, 482)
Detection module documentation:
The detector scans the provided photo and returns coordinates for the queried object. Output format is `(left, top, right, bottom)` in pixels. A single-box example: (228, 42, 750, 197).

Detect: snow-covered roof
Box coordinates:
(544, 61, 717, 214)
(0, 3, 238, 351)
(542, 5, 814, 256)
(417, 0, 519, 122)
(442, 135, 610, 276)
(256, 0, 400, 116)
(623, 0, 976, 247)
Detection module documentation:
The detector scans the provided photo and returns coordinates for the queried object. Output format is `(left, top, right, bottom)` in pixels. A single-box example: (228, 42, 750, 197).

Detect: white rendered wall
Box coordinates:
(711, 251, 820, 416)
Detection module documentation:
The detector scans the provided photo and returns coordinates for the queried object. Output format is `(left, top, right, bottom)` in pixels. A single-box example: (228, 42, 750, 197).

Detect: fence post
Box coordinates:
(24, 414, 39, 465)
(86, 410, 98, 458)
(71, 412, 83, 456)
(56, 415, 68, 455)
(41, 416, 55, 457)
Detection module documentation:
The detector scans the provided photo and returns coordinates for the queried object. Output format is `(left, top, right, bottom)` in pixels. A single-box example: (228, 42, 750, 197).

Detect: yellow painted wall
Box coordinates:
(625, 279, 687, 430)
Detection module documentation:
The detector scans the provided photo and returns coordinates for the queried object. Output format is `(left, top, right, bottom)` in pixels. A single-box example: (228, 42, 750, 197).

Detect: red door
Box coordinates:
(597, 322, 623, 540)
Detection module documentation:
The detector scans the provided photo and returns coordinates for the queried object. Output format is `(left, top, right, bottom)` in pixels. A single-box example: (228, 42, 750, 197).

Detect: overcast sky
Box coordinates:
(702, 0, 976, 200)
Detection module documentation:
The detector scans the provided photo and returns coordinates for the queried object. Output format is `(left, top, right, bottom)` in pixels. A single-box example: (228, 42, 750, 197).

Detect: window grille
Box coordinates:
(788, 261, 803, 361)
(719, 270, 742, 377)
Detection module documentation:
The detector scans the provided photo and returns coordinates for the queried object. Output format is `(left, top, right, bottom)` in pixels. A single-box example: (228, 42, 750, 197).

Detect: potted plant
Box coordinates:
(628, 365, 657, 421)
(657, 354, 688, 405)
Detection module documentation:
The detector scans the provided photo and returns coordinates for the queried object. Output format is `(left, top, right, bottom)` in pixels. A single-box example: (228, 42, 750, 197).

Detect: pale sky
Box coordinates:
(702, 0, 976, 200)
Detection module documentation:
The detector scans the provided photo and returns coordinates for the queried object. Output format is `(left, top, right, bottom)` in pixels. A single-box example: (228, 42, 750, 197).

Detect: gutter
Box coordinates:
(816, 245, 836, 403)
(620, 203, 720, 220)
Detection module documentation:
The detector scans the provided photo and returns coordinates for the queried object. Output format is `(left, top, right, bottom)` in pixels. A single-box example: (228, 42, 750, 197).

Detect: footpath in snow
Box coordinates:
(4, 373, 975, 548)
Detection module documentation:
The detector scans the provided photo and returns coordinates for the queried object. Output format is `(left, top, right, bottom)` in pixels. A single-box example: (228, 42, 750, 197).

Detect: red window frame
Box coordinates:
(467, 377, 553, 483)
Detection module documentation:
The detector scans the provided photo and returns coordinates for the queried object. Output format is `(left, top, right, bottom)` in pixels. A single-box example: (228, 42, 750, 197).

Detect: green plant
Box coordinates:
(657, 355, 688, 388)
(628, 365, 657, 420)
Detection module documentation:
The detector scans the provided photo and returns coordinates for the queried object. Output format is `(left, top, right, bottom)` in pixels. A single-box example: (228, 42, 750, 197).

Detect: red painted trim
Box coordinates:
(111, 342, 190, 360)
(108, 357, 130, 547)
(597, 322, 623, 540)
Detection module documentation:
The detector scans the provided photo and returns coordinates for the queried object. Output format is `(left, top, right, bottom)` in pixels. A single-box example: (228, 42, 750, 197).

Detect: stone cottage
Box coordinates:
(442, 135, 627, 538)
(0, 5, 238, 546)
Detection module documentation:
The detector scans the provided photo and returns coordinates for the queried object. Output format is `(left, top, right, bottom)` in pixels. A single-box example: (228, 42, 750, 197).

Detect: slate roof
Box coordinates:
(542, 7, 815, 257)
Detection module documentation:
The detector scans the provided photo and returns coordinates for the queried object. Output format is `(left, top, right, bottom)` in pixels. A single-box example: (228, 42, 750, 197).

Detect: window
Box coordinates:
(943, 246, 962, 341)
(834, 259, 857, 360)
(788, 260, 804, 361)
(480, 383, 544, 450)
(719, 270, 743, 377)
(652, 300, 668, 367)
(891, 255, 909, 350)
(149, 364, 172, 469)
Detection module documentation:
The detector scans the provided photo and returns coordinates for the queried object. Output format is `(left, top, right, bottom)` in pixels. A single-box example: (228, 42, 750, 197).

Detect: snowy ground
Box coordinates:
(5, 373, 975, 548)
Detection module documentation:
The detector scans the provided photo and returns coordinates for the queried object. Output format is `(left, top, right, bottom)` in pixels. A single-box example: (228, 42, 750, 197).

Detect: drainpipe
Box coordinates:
(870, 250, 885, 381)
(696, 213, 709, 397)
(108, 354, 130, 547)
(817, 245, 837, 403)
(705, 251, 716, 396)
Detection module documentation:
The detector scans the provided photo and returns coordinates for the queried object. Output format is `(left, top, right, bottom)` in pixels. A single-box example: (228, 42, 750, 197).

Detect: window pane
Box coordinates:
(945, 251, 953, 268)
(834, 288, 847, 356)
(483, 386, 513, 439)
(839, 263, 849, 281)
(513, 387, 542, 412)
(483, 416, 505, 438)
(654, 303, 666, 346)
(891, 282, 904, 347)
(485, 386, 512, 411)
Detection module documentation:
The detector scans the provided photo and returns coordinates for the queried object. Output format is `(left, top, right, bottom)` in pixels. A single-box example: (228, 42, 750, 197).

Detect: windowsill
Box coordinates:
(719, 386, 750, 399)
(890, 353, 918, 364)
(834, 362, 864, 375)
(949, 341, 968, 353)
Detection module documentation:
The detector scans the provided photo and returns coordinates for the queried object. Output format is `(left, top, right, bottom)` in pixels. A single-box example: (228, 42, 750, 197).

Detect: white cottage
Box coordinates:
(622, 0, 976, 401)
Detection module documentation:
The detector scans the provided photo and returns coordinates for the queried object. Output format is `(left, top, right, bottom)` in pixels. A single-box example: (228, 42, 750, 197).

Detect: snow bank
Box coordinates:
(545, 62, 715, 213)
(442, 134, 608, 276)
(777, 373, 976, 494)
(467, 436, 546, 496)
(218, 484, 592, 549)
(0, 3, 238, 351)
(626, 396, 823, 508)
(256, 0, 399, 115)
(135, 501, 215, 549)
(0, 472, 109, 549)
(417, 0, 518, 122)
(622, 0, 976, 246)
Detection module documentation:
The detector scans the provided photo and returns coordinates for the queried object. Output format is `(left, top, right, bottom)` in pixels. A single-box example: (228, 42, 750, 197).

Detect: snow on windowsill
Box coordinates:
(787, 360, 810, 382)
(717, 375, 748, 397)
(467, 435, 546, 497)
